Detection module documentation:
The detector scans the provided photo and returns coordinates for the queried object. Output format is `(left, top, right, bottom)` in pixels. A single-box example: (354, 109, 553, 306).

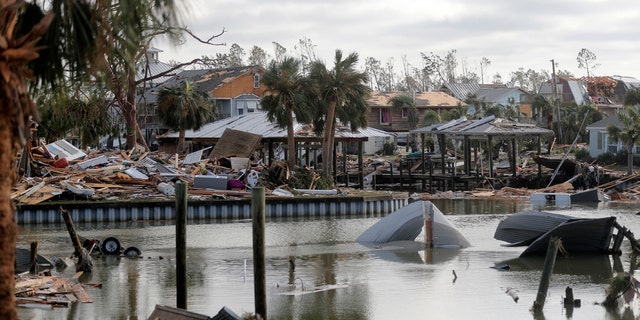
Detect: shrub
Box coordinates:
(288, 168, 334, 190)
(381, 142, 396, 155)
(596, 152, 616, 165)
(573, 148, 592, 162)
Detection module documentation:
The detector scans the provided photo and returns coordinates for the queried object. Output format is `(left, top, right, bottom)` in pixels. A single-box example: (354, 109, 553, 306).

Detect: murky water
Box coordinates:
(15, 199, 640, 320)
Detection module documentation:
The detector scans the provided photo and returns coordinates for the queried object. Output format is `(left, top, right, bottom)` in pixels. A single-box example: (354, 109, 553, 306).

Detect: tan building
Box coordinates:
(366, 91, 464, 133)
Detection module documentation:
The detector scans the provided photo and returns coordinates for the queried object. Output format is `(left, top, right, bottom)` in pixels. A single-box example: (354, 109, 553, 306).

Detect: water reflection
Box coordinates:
(16, 198, 640, 320)
(494, 255, 616, 284)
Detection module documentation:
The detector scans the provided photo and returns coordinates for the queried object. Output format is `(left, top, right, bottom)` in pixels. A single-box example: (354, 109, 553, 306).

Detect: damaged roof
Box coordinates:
(141, 66, 264, 104)
(367, 91, 463, 109)
(411, 116, 554, 139)
(159, 111, 394, 143)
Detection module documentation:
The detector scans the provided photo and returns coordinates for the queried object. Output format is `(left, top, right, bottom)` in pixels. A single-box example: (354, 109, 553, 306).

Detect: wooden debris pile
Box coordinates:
(13, 139, 268, 205)
(598, 173, 640, 200)
(15, 271, 96, 310)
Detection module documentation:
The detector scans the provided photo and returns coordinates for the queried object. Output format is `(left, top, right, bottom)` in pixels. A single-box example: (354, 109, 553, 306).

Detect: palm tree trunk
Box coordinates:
(178, 129, 186, 154)
(627, 142, 634, 176)
(0, 115, 17, 320)
(286, 107, 296, 169)
(322, 100, 337, 177)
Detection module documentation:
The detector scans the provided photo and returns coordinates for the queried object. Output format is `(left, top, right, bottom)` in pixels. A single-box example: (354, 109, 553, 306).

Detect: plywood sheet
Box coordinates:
(209, 128, 262, 160)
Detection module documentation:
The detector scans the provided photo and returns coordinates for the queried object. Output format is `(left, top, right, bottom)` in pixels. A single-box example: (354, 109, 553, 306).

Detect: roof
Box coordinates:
(410, 115, 554, 139)
(538, 78, 590, 104)
(141, 66, 264, 104)
(439, 83, 480, 100)
(136, 59, 180, 84)
(611, 75, 640, 90)
(159, 111, 394, 142)
(586, 114, 621, 130)
(367, 91, 462, 109)
(476, 87, 527, 103)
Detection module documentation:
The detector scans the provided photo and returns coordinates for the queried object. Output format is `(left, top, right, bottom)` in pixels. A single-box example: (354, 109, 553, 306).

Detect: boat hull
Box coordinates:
(520, 217, 616, 256)
(493, 211, 574, 245)
(357, 200, 470, 248)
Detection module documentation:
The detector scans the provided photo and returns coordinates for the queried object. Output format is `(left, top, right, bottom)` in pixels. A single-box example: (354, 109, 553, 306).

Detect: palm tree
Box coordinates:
(483, 104, 504, 118)
(389, 94, 419, 148)
(0, 5, 53, 318)
(531, 94, 557, 129)
(443, 102, 469, 121)
(624, 87, 640, 106)
(157, 80, 215, 153)
(608, 104, 640, 175)
(421, 109, 441, 126)
(308, 50, 371, 178)
(1, 2, 184, 317)
(464, 93, 486, 115)
(260, 57, 312, 168)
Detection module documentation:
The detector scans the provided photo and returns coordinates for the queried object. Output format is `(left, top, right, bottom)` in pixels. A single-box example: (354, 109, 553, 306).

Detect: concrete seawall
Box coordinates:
(16, 194, 409, 224)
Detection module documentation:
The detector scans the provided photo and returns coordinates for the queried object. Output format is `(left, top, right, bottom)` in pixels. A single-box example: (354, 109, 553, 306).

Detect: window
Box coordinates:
(253, 74, 260, 88)
(607, 145, 618, 153)
(380, 108, 391, 124)
(401, 108, 409, 118)
(597, 132, 604, 149)
(246, 100, 258, 112)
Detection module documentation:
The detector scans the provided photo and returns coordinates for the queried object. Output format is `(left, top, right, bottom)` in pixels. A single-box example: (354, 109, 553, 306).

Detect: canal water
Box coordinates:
(16, 198, 640, 320)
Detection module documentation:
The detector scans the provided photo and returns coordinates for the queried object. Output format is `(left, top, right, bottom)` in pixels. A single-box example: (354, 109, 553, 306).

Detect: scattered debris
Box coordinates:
(505, 287, 519, 302)
(15, 271, 96, 309)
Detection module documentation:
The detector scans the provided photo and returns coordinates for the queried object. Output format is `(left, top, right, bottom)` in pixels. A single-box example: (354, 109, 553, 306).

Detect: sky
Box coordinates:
(154, 0, 640, 83)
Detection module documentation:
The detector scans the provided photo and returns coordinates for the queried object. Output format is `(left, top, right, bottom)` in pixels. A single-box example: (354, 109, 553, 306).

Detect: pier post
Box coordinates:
(29, 241, 38, 273)
(252, 187, 267, 319)
(532, 236, 561, 312)
(176, 182, 187, 309)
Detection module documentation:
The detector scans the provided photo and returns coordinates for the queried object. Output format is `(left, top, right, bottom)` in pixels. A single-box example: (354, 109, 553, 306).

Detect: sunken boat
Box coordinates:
(357, 200, 470, 248)
(494, 211, 617, 256)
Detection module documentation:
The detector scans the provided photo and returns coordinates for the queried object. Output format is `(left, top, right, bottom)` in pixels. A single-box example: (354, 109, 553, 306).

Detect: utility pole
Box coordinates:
(551, 59, 562, 143)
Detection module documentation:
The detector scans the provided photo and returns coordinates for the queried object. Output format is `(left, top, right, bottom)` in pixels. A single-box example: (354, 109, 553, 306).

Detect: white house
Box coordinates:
(586, 114, 639, 157)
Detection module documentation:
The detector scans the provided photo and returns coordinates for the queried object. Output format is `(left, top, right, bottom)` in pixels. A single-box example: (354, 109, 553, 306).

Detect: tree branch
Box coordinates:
(182, 26, 227, 45)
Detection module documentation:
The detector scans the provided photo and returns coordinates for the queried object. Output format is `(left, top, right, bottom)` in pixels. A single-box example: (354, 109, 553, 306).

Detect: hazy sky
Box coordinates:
(155, 0, 640, 82)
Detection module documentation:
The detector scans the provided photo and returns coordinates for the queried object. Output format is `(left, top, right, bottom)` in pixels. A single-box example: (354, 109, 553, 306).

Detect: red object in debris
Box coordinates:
(53, 157, 69, 168)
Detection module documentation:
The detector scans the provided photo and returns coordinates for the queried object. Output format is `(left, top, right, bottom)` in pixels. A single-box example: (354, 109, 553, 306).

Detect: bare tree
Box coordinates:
(364, 57, 383, 91)
(228, 43, 245, 67)
(272, 41, 287, 63)
(248, 45, 268, 67)
(480, 57, 491, 84)
(577, 48, 599, 77)
(294, 36, 318, 75)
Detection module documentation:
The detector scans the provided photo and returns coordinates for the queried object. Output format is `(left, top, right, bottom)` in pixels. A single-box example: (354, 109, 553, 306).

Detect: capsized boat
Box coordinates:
(520, 216, 616, 256)
(356, 200, 470, 248)
(493, 211, 574, 246)
(15, 248, 52, 273)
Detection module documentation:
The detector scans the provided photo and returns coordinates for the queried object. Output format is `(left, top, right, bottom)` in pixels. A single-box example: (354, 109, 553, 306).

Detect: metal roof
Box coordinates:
(159, 111, 394, 142)
(410, 116, 553, 139)
(440, 83, 480, 101)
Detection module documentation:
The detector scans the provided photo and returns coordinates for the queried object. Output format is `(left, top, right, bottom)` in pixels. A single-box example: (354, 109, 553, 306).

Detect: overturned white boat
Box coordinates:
(356, 200, 471, 248)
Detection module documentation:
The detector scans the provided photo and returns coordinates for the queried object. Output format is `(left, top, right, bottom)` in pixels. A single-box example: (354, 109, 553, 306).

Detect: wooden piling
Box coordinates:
(532, 236, 561, 312)
(252, 187, 267, 319)
(424, 207, 433, 248)
(60, 207, 92, 272)
(29, 241, 38, 274)
(175, 182, 188, 310)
